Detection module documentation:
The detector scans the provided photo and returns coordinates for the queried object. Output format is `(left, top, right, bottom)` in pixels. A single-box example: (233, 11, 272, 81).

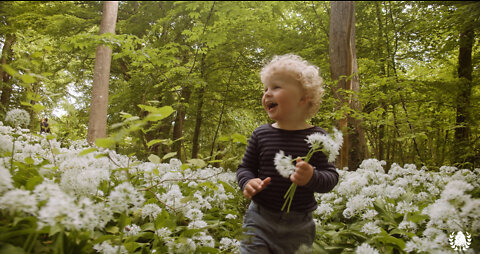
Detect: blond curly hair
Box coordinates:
(260, 54, 324, 119)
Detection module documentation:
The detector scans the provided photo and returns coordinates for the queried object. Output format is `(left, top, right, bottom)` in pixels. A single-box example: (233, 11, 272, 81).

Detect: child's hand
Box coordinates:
(242, 177, 271, 199)
(290, 157, 314, 186)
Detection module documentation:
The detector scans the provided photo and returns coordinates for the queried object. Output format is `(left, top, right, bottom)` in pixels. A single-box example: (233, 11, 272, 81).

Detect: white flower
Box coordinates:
(314, 203, 334, 219)
(361, 221, 381, 235)
(225, 213, 237, 219)
(0, 189, 37, 215)
(188, 220, 208, 229)
(37, 191, 84, 230)
(156, 227, 172, 238)
(167, 238, 196, 253)
(361, 209, 378, 220)
(343, 195, 373, 219)
(107, 182, 145, 213)
(141, 203, 162, 220)
(355, 243, 379, 254)
(93, 241, 128, 254)
(160, 184, 184, 211)
(219, 237, 240, 251)
(124, 224, 141, 236)
(358, 159, 386, 173)
(398, 220, 417, 233)
(0, 134, 13, 153)
(5, 109, 30, 128)
(0, 165, 13, 193)
(441, 180, 473, 201)
(274, 150, 296, 178)
(60, 165, 110, 196)
(192, 232, 215, 248)
(305, 128, 343, 162)
(185, 208, 203, 220)
(395, 201, 418, 215)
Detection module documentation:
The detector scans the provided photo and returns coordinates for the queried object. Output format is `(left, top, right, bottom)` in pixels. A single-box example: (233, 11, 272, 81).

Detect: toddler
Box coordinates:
(236, 54, 339, 254)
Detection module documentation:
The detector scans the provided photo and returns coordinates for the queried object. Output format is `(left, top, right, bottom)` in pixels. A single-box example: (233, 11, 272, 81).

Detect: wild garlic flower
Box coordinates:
(0, 165, 13, 194)
(355, 243, 380, 254)
(274, 150, 295, 178)
(124, 224, 141, 236)
(361, 221, 381, 235)
(141, 203, 162, 220)
(93, 241, 128, 254)
(305, 128, 343, 162)
(0, 189, 37, 215)
(4, 108, 30, 128)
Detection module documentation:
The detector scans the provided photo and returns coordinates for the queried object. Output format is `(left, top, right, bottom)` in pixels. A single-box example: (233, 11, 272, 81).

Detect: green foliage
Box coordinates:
(1, 1, 479, 169)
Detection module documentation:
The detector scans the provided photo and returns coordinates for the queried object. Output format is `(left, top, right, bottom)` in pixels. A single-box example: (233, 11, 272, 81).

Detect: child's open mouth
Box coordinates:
(266, 102, 278, 111)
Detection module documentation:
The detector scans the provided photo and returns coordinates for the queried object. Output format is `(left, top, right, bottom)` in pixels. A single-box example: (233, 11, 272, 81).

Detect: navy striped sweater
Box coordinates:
(236, 124, 339, 212)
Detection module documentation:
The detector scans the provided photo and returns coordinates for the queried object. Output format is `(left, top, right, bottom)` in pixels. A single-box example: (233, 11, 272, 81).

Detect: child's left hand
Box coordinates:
(290, 157, 314, 186)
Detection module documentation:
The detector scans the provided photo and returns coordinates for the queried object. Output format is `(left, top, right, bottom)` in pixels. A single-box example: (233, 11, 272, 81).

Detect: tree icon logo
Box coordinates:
(449, 231, 471, 251)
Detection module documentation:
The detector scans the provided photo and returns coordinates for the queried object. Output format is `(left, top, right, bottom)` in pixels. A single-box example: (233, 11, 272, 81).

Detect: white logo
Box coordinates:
(449, 231, 471, 251)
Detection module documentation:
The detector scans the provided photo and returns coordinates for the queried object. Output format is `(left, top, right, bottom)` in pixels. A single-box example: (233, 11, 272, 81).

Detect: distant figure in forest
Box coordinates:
(236, 54, 339, 253)
(40, 118, 50, 133)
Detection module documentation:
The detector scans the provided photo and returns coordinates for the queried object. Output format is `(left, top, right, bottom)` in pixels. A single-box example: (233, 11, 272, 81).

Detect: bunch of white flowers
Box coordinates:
(274, 150, 296, 178)
(305, 128, 343, 163)
(274, 129, 343, 213)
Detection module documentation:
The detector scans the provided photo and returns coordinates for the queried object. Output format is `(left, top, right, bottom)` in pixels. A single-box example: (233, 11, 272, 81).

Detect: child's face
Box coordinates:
(262, 72, 308, 124)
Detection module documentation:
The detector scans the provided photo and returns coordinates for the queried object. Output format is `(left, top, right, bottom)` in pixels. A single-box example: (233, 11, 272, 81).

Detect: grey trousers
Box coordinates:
(240, 201, 315, 254)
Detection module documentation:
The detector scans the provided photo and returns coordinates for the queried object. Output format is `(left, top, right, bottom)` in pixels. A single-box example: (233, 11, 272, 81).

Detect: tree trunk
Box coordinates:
(329, 1, 368, 170)
(0, 33, 16, 113)
(87, 1, 118, 144)
(454, 26, 474, 166)
(172, 86, 191, 161)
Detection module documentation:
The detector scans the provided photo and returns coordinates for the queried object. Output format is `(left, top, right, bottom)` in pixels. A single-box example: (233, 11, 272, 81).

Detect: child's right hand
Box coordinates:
(242, 177, 271, 199)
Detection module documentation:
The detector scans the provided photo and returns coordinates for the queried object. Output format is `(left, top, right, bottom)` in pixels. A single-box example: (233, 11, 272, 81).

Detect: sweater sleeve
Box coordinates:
(236, 131, 259, 191)
(304, 153, 339, 193)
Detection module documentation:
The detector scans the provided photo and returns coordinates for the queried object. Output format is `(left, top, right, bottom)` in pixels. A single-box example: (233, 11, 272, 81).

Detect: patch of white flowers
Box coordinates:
(1, 122, 478, 253)
(0, 122, 241, 253)
(315, 158, 479, 253)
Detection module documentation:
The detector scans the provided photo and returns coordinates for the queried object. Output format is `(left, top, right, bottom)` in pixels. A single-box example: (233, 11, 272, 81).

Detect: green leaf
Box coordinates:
(95, 137, 116, 148)
(232, 133, 247, 144)
(148, 154, 161, 164)
(371, 233, 406, 249)
(196, 246, 220, 253)
(0, 243, 27, 254)
(162, 152, 177, 161)
(187, 158, 206, 168)
(21, 74, 36, 84)
(147, 139, 170, 147)
(105, 226, 119, 234)
(1, 64, 18, 77)
(123, 242, 141, 252)
(79, 147, 98, 156)
(52, 148, 60, 155)
(24, 157, 35, 165)
(32, 103, 45, 113)
(20, 101, 32, 107)
(26, 176, 43, 190)
(140, 105, 175, 122)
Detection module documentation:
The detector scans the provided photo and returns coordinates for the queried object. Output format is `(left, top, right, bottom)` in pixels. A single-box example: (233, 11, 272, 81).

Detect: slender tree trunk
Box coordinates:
(0, 33, 16, 113)
(87, 1, 118, 144)
(172, 86, 191, 161)
(329, 1, 368, 170)
(454, 26, 474, 165)
(191, 86, 204, 159)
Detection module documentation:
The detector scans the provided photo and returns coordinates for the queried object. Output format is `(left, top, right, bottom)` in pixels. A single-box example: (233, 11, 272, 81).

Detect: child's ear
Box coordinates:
(300, 95, 310, 105)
